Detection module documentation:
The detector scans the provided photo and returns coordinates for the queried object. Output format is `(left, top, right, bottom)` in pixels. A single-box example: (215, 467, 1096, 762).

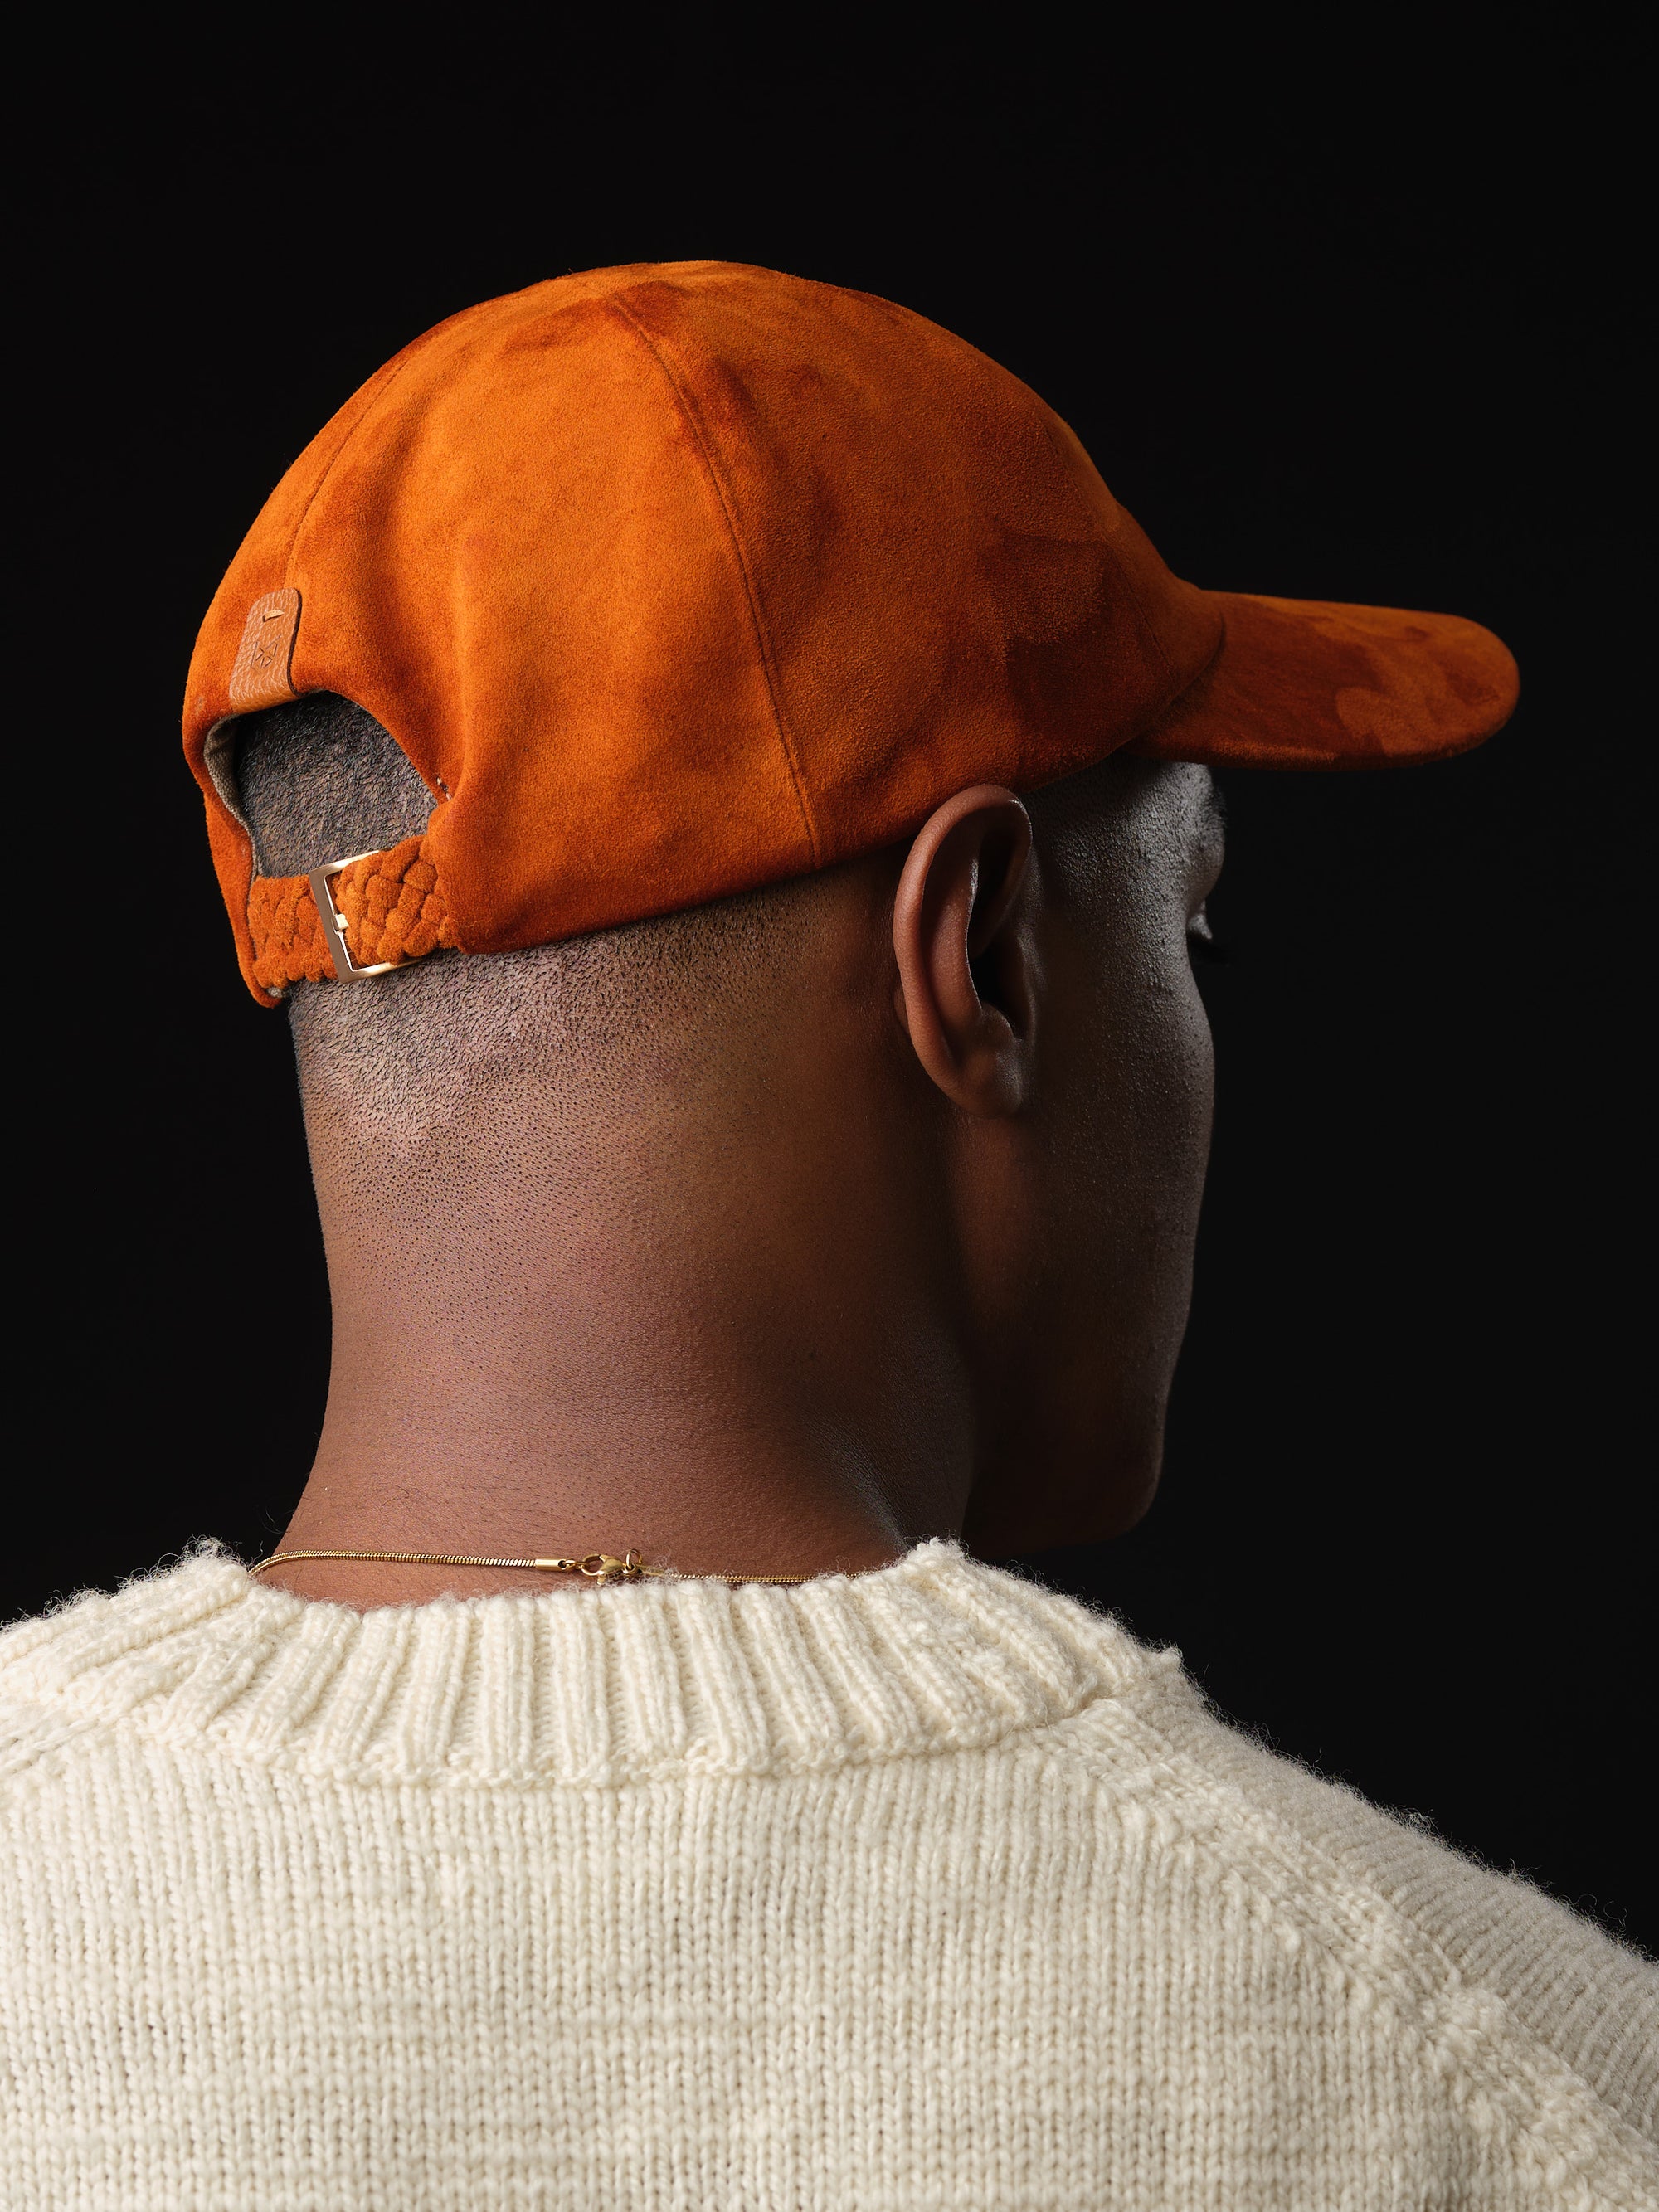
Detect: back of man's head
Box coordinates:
(234, 678, 1229, 1560)
(236, 693, 834, 1160)
(198, 265, 1514, 1576)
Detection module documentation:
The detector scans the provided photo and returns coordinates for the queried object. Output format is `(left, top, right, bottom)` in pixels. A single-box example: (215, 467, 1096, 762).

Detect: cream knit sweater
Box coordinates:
(2, 1545, 1653, 2211)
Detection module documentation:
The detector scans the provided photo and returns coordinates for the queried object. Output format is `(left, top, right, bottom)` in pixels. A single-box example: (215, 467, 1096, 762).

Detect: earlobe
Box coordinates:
(892, 785, 1038, 1118)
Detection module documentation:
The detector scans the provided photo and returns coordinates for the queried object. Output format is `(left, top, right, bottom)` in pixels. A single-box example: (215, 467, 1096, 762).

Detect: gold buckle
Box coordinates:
(306, 852, 399, 980)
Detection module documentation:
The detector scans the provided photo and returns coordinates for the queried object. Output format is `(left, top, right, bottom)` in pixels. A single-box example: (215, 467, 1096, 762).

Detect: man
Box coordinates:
(2, 263, 1653, 2209)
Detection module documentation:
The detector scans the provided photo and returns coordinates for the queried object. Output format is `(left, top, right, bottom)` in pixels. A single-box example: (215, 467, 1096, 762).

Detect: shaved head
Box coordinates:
(235, 694, 833, 1151)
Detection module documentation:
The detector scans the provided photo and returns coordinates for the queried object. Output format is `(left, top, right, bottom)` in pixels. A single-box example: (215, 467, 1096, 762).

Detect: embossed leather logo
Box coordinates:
(228, 587, 301, 712)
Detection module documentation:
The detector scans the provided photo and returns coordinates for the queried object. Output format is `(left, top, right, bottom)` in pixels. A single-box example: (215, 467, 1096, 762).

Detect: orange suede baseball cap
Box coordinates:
(184, 260, 1519, 1004)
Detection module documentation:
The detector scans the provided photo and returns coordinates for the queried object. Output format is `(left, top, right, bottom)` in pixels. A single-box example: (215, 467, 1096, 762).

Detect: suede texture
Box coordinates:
(247, 838, 455, 994)
(183, 262, 1520, 1003)
(1134, 592, 1520, 770)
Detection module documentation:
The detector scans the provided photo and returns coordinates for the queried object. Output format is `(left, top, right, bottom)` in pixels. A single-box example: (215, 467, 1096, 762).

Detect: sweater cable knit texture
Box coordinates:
(2, 1544, 1654, 2210)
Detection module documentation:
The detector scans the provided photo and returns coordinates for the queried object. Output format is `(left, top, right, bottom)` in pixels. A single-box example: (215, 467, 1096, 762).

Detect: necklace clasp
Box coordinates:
(578, 1550, 648, 1584)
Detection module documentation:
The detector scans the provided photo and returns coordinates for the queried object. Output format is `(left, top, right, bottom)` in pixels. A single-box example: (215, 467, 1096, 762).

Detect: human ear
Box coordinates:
(892, 785, 1037, 1117)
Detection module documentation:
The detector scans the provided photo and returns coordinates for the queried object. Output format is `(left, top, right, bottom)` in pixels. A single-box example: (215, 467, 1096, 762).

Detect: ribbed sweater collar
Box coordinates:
(0, 1544, 1157, 1785)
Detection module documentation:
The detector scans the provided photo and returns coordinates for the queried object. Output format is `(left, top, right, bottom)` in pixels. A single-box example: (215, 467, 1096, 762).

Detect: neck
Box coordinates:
(269, 1072, 975, 1608)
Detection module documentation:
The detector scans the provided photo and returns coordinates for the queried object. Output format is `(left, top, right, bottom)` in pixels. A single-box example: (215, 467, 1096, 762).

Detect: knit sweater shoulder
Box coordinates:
(2, 1545, 1654, 2212)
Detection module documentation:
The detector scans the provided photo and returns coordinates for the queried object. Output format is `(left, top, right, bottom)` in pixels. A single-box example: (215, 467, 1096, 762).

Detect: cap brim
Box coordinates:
(1131, 592, 1519, 770)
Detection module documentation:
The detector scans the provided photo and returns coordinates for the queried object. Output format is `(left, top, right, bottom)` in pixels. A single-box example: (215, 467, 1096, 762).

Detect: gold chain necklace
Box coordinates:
(248, 1548, 812, 1587)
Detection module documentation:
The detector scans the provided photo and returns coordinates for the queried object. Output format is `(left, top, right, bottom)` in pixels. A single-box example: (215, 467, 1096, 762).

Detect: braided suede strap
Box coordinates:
(247, 836, 458, 994)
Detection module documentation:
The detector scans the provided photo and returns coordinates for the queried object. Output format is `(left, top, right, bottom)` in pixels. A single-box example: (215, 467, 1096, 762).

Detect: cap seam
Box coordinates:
(274, 359, 418, 588)
(207, 318, 469, 1008)
(604, 295, 822, 871)
(1127, 615, 1229, 752)
(275, 307, 501, 588)
(1034, 411, 1194, 710)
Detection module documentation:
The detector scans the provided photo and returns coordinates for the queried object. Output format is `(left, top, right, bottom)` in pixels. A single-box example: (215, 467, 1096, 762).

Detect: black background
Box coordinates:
(17, 27, 1651, 1947)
